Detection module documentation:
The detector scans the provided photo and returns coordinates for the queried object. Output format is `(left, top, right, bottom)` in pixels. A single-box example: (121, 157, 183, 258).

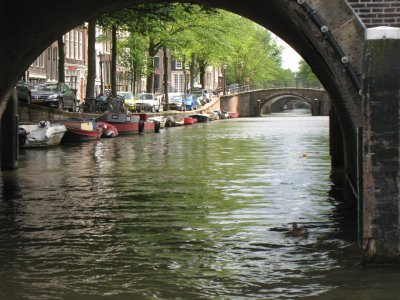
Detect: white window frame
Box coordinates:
(175, 60, 182, 70)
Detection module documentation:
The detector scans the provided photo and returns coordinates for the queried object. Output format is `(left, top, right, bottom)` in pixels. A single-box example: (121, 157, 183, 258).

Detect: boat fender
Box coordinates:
(18, 127, 28, 146)
(38, 120, 47, 128)
(154, 121, 160, 133)
(165, 119, 173, 127)
(139, 120, 145, 133)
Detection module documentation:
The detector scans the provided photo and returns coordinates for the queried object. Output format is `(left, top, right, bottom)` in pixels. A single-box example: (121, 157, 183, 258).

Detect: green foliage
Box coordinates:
(214, 12, 293, 85)
(297, 60, 318, 81)
(95, 4, 295, 91)
(117, 33, 148, 80)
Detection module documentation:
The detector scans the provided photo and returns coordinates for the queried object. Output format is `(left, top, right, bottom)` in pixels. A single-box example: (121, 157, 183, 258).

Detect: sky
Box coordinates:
(274, 36, 302, 73)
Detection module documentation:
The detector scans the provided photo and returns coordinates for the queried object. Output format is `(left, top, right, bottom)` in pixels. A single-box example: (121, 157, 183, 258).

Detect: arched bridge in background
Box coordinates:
(1, 0, 400, 263)
(220, 88, 330, 117)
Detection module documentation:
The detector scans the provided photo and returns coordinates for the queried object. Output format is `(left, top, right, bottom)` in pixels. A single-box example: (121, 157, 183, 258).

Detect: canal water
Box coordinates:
(1, 110, 400, 299)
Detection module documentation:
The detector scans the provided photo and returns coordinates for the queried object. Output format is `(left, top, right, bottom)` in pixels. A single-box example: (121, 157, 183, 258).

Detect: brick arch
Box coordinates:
(0, 0, 364, 188)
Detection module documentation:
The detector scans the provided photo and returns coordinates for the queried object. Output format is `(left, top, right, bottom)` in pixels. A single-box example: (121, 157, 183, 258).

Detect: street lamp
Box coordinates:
(222, 64, 227, 95)
(251, 68, 255, 90)
(98, 51, 104, 94)
(257, 99, 261, 117)
(240, 61, 244, 87)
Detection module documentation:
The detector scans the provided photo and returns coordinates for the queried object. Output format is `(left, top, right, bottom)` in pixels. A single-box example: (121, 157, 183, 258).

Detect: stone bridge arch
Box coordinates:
(221, 88, 330, 117)
(263, 95, 313, 114)
(1, 0, 400, 263)
(0, 1, 365, 189)
(259, 89, 330, 116)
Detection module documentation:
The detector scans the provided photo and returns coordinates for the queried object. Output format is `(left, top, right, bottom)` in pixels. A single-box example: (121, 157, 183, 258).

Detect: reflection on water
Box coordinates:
(1, 111, 400, 299)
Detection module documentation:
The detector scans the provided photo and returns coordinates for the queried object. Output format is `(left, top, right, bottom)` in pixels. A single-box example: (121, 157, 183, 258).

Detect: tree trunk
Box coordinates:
(111, 25, 117, 96)
(57, 37, 65, 83)
(85, 20, 96, 99)
(189, 53, 196, 93)
(146, 38, 160, 93)
(183, 56, 187, 94)
(132, 70, 136, 94)
(199, 59, 207, 89)
(163, 46, 169, 110)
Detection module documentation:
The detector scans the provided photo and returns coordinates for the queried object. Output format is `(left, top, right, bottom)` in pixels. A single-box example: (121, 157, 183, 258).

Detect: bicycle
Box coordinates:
(78, 97, 98, 113)
(105, 94, 127, 113)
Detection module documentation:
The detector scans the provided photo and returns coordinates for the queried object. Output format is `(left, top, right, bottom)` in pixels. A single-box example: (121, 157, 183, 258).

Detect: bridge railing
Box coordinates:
(226, 79, 324, 94)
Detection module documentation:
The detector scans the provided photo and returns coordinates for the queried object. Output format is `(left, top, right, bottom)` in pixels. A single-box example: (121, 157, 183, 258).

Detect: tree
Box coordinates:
(296, 60, 318, 81)
(117, 32, 148, 94)
(57, 37, 65, 83)
(85, 20, 97, 99)
(97, 4, 178, 95)
(215, 12, 290, 86)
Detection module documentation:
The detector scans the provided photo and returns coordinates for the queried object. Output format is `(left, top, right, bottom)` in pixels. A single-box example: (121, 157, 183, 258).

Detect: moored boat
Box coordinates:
(228, 112, 239, 118)
(189, 114, 210, 123)
(19, 120, 67, 148)
(98, 112, 140, 135)
(184, 117, 197, 125)
(148, 116, 166, 129)
(62, 119, 102, 142)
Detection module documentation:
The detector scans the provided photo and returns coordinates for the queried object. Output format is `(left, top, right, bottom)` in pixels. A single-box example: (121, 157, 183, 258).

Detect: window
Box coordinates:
(174, 74, 184, 93)
(78, 30, 83, 60)
(70, 30, 75, 59)
(53, 47, 57, 61)
(74, 30, 78, 59)
(175, 60, 182, 69)
(153, 57, 160, 69)
(39, 53, 45, 68)
(65, 32, 69, 58)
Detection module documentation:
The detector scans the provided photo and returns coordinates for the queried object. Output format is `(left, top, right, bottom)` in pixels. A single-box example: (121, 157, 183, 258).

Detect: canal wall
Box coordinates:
(19, 97, 222, 123)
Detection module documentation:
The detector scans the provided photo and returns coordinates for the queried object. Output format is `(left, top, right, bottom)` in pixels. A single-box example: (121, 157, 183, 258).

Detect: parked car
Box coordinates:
(192, 88, 211, 105)
(31, 82, 77, 111)
(183, 94, 200, 111)
(16, 81, 31, 103)
(168, 95, 184, 111)
(136, 93, 161, 112)
(117, 91, 136, 112)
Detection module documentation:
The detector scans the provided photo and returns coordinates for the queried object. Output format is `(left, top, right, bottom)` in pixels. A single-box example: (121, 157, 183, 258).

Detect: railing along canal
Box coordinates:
(227, 79, 324, 94)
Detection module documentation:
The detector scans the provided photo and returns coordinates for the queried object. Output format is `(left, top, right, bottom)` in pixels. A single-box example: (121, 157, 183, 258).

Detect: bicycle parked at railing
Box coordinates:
(78, 93, 127, 114)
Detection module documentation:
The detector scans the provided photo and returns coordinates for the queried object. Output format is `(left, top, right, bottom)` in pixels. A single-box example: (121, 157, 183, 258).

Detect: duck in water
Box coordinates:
(291, 222, 308, 237)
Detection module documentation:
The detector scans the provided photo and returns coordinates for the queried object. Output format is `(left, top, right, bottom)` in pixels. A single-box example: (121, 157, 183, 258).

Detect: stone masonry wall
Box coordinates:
(347, 0, 400, 27)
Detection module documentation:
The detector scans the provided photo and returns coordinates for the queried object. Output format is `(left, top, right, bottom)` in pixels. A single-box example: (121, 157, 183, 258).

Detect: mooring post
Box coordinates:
(1, 89, 19, 170)
(362, 27, 400, 264)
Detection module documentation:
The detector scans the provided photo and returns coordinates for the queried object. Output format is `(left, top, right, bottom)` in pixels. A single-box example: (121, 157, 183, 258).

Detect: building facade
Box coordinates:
(26, 26, 221, 101)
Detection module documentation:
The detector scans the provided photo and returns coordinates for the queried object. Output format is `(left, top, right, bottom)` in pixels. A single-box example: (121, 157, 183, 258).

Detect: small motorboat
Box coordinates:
(96, 121, 118, 138)
(19, 120, 67, 148)
(148, 116, 166, 131)
(228, 112, 239, 118)
(183, 117, 197, 125)
(62, 118, 102, 142)
(174, 116, 185, 126)
(189, 114, 210, 123)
